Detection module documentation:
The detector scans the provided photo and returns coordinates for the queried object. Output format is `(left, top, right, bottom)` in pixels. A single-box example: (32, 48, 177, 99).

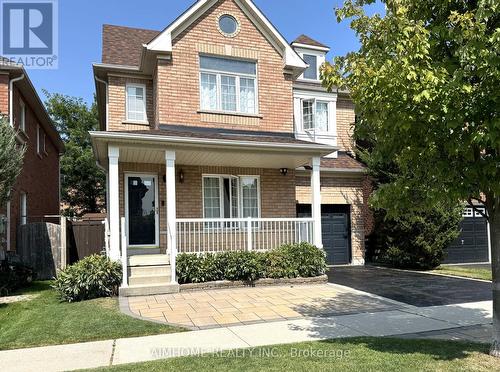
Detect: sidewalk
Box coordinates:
(0, 299, 492, 371)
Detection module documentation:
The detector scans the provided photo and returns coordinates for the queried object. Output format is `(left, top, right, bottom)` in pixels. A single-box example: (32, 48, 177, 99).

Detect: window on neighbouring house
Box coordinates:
(19, 100, 26, 132)
(302, 99, 329, 131)
(20, 193, 27, 225)
(36, 124, 45, 156)
(200, 56, 257, 114)
(126, 84, 147, 122)
(203, 175, 259, 219)
(303, 54, 318, 80)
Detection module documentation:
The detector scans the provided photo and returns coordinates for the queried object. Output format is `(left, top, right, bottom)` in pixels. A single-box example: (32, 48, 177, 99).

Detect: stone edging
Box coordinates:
(179, 275, 328, 292)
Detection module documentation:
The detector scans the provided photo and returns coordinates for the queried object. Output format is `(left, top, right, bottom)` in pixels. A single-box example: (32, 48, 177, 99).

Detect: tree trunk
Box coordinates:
(489, 203, 500, 357)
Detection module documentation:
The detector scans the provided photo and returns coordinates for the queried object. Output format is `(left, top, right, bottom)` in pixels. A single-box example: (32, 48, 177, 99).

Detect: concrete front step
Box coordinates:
(128, 265, 171, 277)
(119, 283, 180, 297)
(128, 254, 170, 267)
(129, 274, 172, 286)
(127, 248, 161, 256)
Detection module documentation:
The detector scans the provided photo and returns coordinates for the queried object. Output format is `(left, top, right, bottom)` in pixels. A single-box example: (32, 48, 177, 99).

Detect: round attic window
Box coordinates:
(218, 14, 239, 37)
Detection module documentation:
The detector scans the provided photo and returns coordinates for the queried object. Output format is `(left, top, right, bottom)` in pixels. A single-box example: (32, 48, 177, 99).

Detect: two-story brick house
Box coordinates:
(0, 63, 64, 254)
(91, 0, 369, 296)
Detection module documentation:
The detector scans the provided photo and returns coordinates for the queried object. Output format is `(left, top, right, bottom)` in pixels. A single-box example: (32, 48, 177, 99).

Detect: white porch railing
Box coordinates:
(176, 217, 314, 254)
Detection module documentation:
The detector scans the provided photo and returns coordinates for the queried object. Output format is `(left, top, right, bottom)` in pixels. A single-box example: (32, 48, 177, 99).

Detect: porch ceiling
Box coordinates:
(91, 131, 336, 170)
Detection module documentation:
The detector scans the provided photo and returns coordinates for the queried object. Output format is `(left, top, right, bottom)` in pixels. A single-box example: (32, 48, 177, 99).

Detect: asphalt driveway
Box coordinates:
(328, 266, 492, 307)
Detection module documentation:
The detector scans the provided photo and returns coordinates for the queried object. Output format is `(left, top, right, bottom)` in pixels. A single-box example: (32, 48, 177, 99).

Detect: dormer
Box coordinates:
(291, 35, 330, 83)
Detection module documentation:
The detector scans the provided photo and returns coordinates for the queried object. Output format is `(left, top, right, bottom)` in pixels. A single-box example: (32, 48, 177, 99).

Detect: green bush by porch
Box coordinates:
(53, 255, 122, 302)
(176, 242, 326, 284)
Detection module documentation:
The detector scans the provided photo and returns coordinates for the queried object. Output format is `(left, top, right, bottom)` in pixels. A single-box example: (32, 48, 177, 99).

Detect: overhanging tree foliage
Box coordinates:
(321, 0, 499, 355)
(44, 93, 105, 216)
(0, 117, 25, 209)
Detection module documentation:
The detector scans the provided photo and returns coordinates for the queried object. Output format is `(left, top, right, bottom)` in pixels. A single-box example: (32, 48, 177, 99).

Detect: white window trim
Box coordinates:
(19, 99, 26, 132)
(20, 192, 27, 225)
(199, 58, 259, 115)
(125, 83, 148, 123)
(202, 174, 261, 219)
(295, 47, 326, 82)
(124, 173, 160, 248)
(302, 98, 330, 132)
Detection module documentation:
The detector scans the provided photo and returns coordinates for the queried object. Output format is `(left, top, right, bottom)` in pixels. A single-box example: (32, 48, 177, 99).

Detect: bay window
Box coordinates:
(302, 99, 329, 131)
(200, 55, 257, 114)
(203, 175, 260, 219)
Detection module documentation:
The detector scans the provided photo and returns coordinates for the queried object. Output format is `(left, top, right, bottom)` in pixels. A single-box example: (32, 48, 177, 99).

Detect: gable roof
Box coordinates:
(292, 34, 330, 51)
(102, 24, 159, 67)
(146, 0, 307, 73)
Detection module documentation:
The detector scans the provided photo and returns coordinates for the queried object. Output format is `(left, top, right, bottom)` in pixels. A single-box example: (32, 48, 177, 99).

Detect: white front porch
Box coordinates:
(91, 130, 332, 295)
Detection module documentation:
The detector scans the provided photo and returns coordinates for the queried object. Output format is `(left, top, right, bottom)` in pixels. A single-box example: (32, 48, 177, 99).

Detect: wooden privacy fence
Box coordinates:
(67, 219, 106, 262)
(16, 216, 107, 279)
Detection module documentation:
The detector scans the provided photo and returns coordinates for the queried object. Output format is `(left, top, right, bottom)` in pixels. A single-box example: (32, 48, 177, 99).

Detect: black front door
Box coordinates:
(127, 175, 157, 246)
(297, 204, 351, 265)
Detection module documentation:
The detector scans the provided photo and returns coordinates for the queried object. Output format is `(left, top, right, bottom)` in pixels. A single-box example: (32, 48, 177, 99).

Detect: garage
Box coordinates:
(297, 204, 351, 265)
(444, 207, 490, 264)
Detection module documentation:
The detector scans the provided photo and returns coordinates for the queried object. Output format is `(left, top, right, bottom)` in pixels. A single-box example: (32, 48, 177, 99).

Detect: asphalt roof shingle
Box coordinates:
(292, 34, 329, 49)
(102, 24, 160, 67)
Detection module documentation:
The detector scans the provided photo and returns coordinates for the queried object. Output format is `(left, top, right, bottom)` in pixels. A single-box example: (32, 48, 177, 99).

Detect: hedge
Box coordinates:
(53, 255, 122, 302)
(176, 242, 326, 284)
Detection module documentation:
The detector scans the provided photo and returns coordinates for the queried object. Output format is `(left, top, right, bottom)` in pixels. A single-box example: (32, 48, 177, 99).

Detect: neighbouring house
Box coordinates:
(91, 0, 372, 296)
(0, 62, 64, 255)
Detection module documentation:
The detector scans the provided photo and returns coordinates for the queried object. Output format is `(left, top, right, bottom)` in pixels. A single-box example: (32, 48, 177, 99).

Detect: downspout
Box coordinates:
(94, 76, 109, 131)
(6, 74, 25, 251)
(9, 74, 25, 127)
(94, 76, 110, 251)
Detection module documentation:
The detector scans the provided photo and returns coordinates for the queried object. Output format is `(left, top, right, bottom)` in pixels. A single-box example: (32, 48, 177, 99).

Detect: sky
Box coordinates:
(26, 0, 385, 106)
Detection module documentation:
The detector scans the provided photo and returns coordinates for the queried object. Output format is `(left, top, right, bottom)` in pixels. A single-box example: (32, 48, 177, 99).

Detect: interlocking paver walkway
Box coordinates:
(122, 284, 400, 329)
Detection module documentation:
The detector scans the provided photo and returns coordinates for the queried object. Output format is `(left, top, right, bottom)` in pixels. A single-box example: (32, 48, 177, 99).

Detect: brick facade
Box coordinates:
(336, 96, 356, 154)
(0, 82, 60, 251)
(295, 174, 367, 265)
(108, 76, 154, 131)
(0, 74, 8, 114)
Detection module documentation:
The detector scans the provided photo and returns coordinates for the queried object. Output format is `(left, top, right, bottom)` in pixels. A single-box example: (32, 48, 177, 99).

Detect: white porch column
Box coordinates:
(311, 156, 323, 248)
(165, 151, 177, 283)
(108, 146, 120, 261)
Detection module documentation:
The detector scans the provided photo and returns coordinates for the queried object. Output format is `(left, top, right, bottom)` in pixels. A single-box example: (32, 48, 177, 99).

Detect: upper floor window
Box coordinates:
(20, 192, 27, 225)
(200, 56, 257, 114)
(126, 84, 147, 122)
(303, 54, 318, 80)
(36, 124, 46, 156)
(302, 99, 328, 131)
(19, 100, 26, 132)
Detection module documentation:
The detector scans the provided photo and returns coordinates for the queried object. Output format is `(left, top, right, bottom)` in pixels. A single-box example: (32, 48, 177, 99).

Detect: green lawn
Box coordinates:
(91, 338, 497, 372)
(434, 265, 492, 281)
(0, 282, 184, 350)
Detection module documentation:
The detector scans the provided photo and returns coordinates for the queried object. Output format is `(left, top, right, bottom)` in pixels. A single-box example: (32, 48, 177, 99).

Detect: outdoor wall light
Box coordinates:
(280, 168, 288, 176)
(179, 169, 185, 183)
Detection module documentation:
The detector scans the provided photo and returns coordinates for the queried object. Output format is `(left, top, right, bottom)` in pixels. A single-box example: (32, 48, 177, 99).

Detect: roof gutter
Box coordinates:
(9, 74, 25, 127)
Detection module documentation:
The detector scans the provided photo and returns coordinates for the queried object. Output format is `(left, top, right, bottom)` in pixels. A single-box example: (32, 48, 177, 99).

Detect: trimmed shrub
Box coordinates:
(370, 205, 462, 270)
(176, 243, 326, 284)
(53, 255, 122, 302)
